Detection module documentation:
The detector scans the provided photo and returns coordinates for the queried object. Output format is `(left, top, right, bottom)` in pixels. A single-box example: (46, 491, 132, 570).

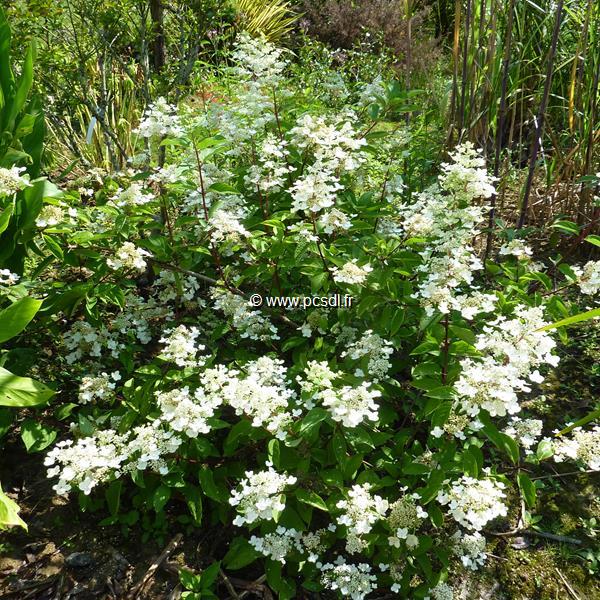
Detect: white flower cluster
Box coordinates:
(341, 330, 393, 381)
(244, 134, 294, 193)
(337, 483, 389, 553)
(503, 417, 543, 454)
(451, 530, 487, 570)
(431, 409, 482, 440)
(553, 426, 600, 470)
(332, 260, 372, 285)
(386, 490, 427, 549)
(45, 423, 181, 495)
(78, 371, 121, 404)
(211, 287, 278, 341)
(111, 183, 155, 207)
(0, 166, 31, 196)
(156, 386, 221, 438)
(289, 114, 366, 214)
(437, 476, 507, 531)
(426, 581, 455, 600)
(392, 143, 495, 316)
(36, 204, 71, 228)
(320, 382, 380, 428)
(232, 33, 287, 86)
(152, 270, 201, 304)
(0, 269, 19, 287)
(320, 557, 377, 600)
(439, 142, 496, 202)
(456, 306, 558, 417)
(249, 526, 302, 564)
(159, 325, 206, 368)
(499, 239, 533, 260)
(573, 260, 600, 295)
(319, 208, 353, 234)
(135, 97, 183, 138)
(107, 241, 151, 272)
(229, 464, 297, 526)
(209, 209, 250, 245)
(215, 357, 296, 439)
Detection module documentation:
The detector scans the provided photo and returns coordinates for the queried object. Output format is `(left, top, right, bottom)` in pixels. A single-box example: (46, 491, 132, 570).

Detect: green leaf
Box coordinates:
(537, 308, 600, 332)
(299, 407, 328, 435)
(199, 561, 221, 589)
(268, 439, 280, 468)
(153, 484, 171, 513)
(223, 537, 260, 570)
(556, 408, 600, 436)
(0, 484, 26, 531)
(0, 297, 43, 343)
(0, 367, 55, 407)
(296, 489, 328, 511)
(198, 467, 225, 502)
(481, 418, 520, 465)
(585, 235, 600, 248)
(105, 480, 123, 516)
(183, 484, 203, 524)
(517, 472, 537, 508)
(20, 419, 56, 452)
(536, 439, 554, 461)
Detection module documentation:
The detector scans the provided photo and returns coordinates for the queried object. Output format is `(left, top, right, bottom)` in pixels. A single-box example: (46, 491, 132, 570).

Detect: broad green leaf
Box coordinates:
(20, 419, 56, 452)
(556, 408, 600, 436)
(105, 480, 123, 517)
(183, 484, 203, 524)
(223, 537, 260, 570)
(0, 297, 43, 343)
(296, 489, 328, 511)
(517, 472, 537, 508)
(0, 484, 26, 531)
(0, 367, 55, 407)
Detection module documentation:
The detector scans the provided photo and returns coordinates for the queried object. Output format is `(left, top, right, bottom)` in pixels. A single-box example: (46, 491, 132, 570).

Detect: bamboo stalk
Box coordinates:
(517, 0, 565, 229)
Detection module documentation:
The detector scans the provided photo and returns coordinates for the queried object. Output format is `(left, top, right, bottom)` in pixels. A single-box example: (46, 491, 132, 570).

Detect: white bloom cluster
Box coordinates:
(0, 166, 30, 196)
(78, 371, 121, 404)
(298, 360, 339, 407)
(574, 260, 600, 295)
(45, 423, 181, 495)
(159, 325, 206, 368)
(337, 483, 389, 553)
(156, 386, 221, 438)
(289, 114, 366, 214)
(107, 242, 151, 271)
(341, 330, 393, 380)
(319, 208, 353, 234)
(503, 417, 543, 454)
(499, 239, 533, 260)
(320, 382, 381, 428)
(386, 490, 427, 549)
(63, 320, 120, 363)
(426, 581, 454, 600)
(36, 204, 67, 228)
(152, 270, 200, 304)
(0, 269, 19, 287)
(211, 287, 278, 341)
(439, 142, 496, 202)
(216, 357, 296, 439)
(332, 260, 373, 285)
(456, 306, 558, 417)
(451, 530, 487, 570)
(392, 143, 495, 316)
(249, 526, 302, 564)
(232, 33, 286, 86)
(437, 476, 507, 531)
(290, 168, 343, 213)
(209, 209, 250, 245)
(244, 134, 294, 193)
(320, 557, 377, 600)
(553, 426, 600, 470)
(135, 97, 183, 138)
(111, 183, 155, 207)
(431, 409, 482, 440)
(229, 464, 297, 526)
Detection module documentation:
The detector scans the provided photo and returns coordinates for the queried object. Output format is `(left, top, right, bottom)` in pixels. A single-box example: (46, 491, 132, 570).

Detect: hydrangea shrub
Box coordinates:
(25, 35, 600, 599)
